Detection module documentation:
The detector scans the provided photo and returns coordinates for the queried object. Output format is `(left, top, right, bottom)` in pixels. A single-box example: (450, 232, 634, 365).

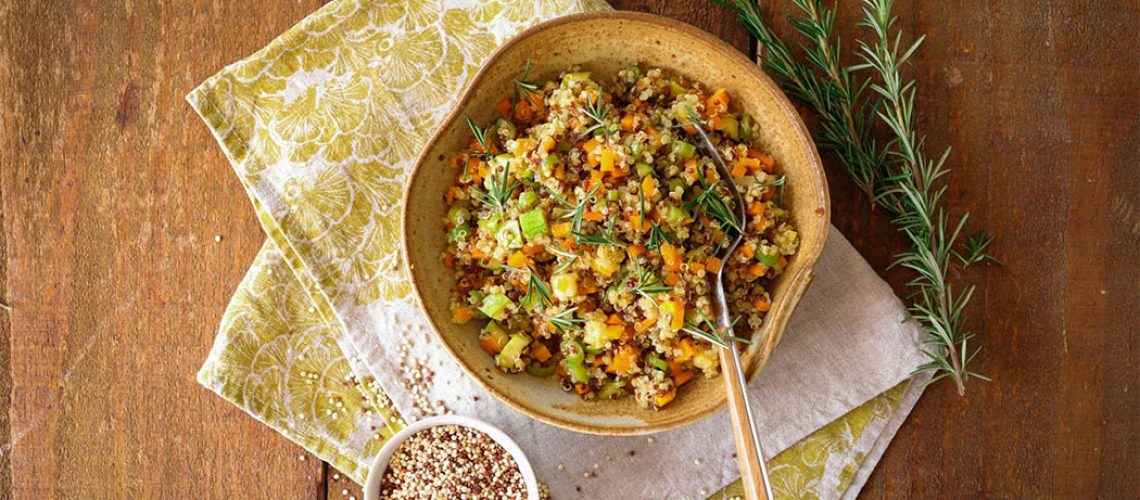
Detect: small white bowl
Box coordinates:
(362, 415, 538, 500)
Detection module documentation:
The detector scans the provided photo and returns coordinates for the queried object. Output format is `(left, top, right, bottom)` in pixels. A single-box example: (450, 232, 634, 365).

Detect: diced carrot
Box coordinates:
(655, 388, 676, 408)
(741, 242, 756, 259)
(452, 306, 474, 324)
(621, 114, 635, 132)
(606, 314, 624, 326)
(513, 100, 533, 122)
(682, 123, 697, 135)
(445, 186, 459, 206)
(588, 170, 605, 190)
(592, 356, 605, 368)
(748, 202, 765, 216)
(675, 338, 697, 362)
(709, 114, 725, 131)
(552, 222, 572, 238)
(539, 136, 555, 154)
(747, 150, 775, 172)
(443, 252, 455, 269)
(583, 211, 605, 222)
(747, 263, 767, 277)
(628, 244, 646, 259)
(600, 149, 616, 172)
(524, 244, 544, 256)
(554, 166, 566, 180)
(627, 213, 649, 232)
(606, 345, 639, 373)
(778, 255, 788, 267)
(707, 89, 730, 115)
(737, 156, 761, 174)
(754, 298, 771, 312)
(731, 161, 747, 178)
(642, 176, 657, 197)
(635, 317, 656, 333)
(532, 343, 552, 363)
(527, 93, 545, 109)
(661, 243, 682, 272)
(665, 273, 681, 286)
(666, 360, 684, 373)
(470, 248, 486, 260)
(706, 256, 723, 273)
(495, 98, 511, 116)
(689, 262, 706, 274)
(575, 383, 591, 395)
(450, 153, 465, 169)
(579, 281, 599, 294)
(508, 251, 528, 269)
(673, 369, 695, 386)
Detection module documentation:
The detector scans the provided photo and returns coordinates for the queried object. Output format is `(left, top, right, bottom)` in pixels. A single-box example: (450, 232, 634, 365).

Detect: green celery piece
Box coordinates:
(526, 363, 555, 377)
(672, 141, 696, 159)
(597, 380, 626, 399)
(519, 209, 549, 239)
(495, 334, 531, 369)
(756, 247, 779, 266)
(478, 293, 514, 321)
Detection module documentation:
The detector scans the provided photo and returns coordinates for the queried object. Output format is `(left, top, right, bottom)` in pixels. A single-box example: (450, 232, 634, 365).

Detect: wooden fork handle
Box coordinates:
(719, 345, 772, 500)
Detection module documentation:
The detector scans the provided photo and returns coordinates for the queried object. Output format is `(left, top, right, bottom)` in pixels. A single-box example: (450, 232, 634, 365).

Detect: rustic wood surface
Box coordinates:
(2, 0, 1136, 498)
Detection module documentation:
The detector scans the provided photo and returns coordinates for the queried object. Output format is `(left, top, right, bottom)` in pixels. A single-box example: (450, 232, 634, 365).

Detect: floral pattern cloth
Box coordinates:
(188, 0, 922, 496)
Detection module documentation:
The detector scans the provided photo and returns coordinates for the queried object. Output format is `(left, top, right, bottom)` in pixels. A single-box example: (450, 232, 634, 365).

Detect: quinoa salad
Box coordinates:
(441, 63, 798, 410)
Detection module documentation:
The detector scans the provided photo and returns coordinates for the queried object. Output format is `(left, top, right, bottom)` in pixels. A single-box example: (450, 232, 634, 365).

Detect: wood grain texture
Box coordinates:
(1, 0, 1136, 499)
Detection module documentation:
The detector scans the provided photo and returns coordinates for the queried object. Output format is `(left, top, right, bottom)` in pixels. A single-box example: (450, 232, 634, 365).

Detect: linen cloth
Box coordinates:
(188, 0, 929, 497)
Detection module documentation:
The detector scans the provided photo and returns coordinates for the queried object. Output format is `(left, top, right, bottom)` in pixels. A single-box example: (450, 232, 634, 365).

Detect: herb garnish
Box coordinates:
(579, 93, 614, 138)
(472, 163, 519, 212)
(545, 307, 585, 333)
(682, 311, 752, 348)
(501, 264, 552, 308)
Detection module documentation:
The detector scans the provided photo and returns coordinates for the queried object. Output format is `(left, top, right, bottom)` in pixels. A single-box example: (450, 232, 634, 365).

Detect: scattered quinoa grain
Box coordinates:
(379, 425, 525, 499)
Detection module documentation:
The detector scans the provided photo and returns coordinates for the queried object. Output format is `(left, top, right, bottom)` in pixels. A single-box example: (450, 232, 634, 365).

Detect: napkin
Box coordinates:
(188, 0, 929, 497)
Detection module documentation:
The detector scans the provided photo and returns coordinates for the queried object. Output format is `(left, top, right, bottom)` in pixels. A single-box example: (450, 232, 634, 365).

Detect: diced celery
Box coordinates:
(496, 219, 524, 249)
(756, 246, 779, 266)
(561, 71, 591, 84)
(447, 206, 470, 226)
(551, 272, 578, 300)
(635, 161, 655, 178)
(597, 380, 626, 399)
(740, 114, 753, 140)
(449, 225, 470, 242)
(496, 334, 531, 370)
(478, 213, 503, 233)
(518, 190, 538, 209)
(495, 118, 516, 139)
(720, 115, 740, 140)
(668, 178, 687, 193)
(468, 290, 485, 304)
(519, 209, 548, 239)
(669, 79, 687, 96)
(478, 293, 514, 321)
(645, 353, 668, 371)
(526, 363, 555, 377)
(606, 190, 620, 201)
(672, 141, 696, 159)
(561, 339, 589, 384)
(625, 65, 642, 81)
(662, 203, 689, 225)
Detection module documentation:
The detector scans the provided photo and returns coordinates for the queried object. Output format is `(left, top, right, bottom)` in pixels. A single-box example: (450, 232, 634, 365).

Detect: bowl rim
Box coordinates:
(361, 415, 539, 500)
(401, 10, 829, 435)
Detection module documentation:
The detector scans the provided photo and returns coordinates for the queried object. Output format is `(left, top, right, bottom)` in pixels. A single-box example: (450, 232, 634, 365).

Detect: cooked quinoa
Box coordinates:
(442, 65, 798, 409)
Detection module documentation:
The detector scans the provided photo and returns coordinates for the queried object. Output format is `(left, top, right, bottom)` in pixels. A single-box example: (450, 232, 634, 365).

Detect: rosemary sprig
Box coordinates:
(545, 307, 585, 333)
(547, 184, 600, 232)
(954, 231, 1003, 268)
(548, 245, 581, 274)
(464, 116, 494, 159)
(472, 162, 519, 212)
(754, 176, 786, 189)
(717, 0, 1000, 394)
(572, 226, 620, 246)
(501, 264, 552, 308)
(687, 182, 744, 234)
(630, 263, 673, 303)
(579, 93, 614, 138)
(646, 223, 672, 252)
(682, 311, 752, 348)
(515, 59, 541, 96)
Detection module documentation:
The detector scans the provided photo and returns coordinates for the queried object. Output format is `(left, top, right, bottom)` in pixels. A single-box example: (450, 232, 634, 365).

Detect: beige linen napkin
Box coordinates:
(188, 0, 928, 497)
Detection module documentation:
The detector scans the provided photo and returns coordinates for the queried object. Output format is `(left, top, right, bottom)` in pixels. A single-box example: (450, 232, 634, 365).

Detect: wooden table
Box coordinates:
(2, 0, 1136, 497)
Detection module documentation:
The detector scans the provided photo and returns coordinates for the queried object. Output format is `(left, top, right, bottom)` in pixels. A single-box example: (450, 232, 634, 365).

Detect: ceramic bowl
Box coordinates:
(362, 415, 539, 500)
(403, 11, 829, 435)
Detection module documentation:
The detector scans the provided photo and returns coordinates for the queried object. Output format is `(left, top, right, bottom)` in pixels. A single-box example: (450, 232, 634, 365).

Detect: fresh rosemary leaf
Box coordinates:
(545, 307, 585, 333)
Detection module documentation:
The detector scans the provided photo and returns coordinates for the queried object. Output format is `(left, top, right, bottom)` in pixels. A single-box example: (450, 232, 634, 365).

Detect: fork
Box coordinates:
(689, 121, 774, 500)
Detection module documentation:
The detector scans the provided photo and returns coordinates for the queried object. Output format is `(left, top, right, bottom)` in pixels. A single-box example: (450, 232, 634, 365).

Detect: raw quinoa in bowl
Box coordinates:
(440, 64, 798, 410)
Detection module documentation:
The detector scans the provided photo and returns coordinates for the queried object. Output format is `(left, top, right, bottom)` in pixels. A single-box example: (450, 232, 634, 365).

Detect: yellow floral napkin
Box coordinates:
(188, 0, 928, 497)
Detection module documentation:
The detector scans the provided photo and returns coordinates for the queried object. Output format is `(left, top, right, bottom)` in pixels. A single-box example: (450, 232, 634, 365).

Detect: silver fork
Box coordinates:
(689, 122, 774, 500)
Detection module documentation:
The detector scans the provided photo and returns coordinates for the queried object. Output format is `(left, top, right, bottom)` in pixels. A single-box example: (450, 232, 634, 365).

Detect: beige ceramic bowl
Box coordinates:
(403, 11, 829, 435)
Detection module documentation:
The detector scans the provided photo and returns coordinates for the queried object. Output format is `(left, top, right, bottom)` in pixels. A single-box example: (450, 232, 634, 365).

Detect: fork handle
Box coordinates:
(719, 345, 772, 500)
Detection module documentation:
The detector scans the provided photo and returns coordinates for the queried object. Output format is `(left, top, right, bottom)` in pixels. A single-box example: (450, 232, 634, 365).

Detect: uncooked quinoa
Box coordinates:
(442, 64, 798, 409)
(379, 425, 526, 499)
